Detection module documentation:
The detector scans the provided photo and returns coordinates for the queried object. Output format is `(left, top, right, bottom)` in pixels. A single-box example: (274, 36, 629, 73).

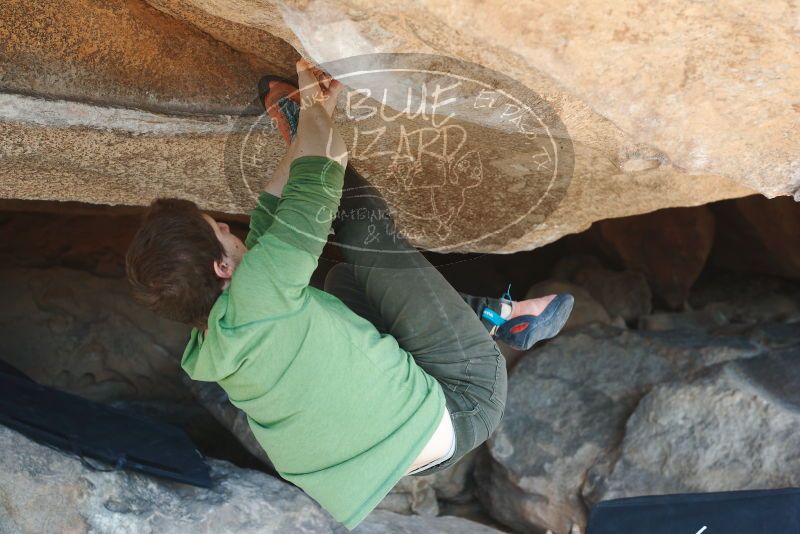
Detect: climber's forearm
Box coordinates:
(263, 139, 297, 198)
(292, 102, 348, 167)
(262, 101, 347, 198)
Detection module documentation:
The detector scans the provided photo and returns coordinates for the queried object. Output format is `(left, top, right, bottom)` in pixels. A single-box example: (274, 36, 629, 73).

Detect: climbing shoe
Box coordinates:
(482, 285, 574, 351)
(257, 75, 301, 145)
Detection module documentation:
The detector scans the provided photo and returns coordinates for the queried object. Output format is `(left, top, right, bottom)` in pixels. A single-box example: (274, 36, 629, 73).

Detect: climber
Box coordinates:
(124, 58, 574, 529)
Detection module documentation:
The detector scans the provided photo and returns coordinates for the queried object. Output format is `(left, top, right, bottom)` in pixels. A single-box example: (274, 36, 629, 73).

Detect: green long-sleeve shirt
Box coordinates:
(180, 156, 445, 529)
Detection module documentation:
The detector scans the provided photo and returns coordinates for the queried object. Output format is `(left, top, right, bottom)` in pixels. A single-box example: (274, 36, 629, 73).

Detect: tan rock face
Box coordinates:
(1, 0, 793, 253)
(0, 0, 296, 114)
(421, 0, 800, 199)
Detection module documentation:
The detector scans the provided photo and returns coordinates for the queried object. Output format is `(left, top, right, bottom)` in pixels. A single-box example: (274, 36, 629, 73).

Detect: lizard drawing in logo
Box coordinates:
(382, 146, 484, 242)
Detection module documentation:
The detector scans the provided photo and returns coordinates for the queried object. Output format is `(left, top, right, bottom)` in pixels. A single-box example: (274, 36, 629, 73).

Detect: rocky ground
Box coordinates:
(0, 426, 501, 533)
(479, 304, 800, 532)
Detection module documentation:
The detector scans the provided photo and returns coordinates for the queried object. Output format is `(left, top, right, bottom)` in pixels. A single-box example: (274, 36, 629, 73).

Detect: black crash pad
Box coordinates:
(587, 487, 800, 534)
(0, 362, 211, 488)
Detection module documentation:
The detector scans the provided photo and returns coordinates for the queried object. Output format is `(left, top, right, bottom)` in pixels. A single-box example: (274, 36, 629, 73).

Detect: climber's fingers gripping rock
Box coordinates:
(296, 58, 343, 118)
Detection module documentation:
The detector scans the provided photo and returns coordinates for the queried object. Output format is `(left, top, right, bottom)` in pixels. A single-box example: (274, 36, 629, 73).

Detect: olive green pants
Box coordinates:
(323, 165, 508, 475)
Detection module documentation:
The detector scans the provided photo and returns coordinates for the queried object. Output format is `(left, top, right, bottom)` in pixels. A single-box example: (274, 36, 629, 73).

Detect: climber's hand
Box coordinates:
(296, 58, 343, 118)
(293, 58, 348, 167)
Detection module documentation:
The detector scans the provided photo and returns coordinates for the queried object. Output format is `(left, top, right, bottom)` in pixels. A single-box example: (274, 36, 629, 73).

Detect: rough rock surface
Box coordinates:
(711, 195, 800, 280)
(474, 323, 766, 533)
(526, 280, 612, 331)
(584, 350, 800, 503)
(690, 272, 800, 326)
(592, 206, 716, 308)
(571, 268, 651, 323)
(0, 209, 142, 278)
(0, 426, 502, 533)
(421, 0, 800, 199)
(551, 255, 652, 322)
(1, 0, 777, 253)
(0, 0, 296, 114)
(142, 0, 799, 199)
(637, 309, 728, 332)
(0, 266, 191, 402)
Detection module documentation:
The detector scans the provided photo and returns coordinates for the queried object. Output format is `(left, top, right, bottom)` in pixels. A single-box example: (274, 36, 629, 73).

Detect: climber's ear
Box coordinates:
(213, 257, 233, 279)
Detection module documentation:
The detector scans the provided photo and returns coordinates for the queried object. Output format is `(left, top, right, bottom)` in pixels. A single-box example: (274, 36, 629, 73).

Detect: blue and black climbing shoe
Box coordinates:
(482, 285, 574, 351)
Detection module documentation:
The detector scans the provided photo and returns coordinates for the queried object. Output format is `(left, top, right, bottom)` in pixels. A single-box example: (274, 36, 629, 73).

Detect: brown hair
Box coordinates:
(125, 198, 225, 329)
